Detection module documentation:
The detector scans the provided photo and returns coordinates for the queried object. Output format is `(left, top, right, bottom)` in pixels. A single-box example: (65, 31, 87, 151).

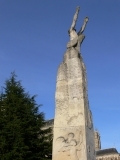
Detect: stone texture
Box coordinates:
(94, 130, 101, 151)
(44, 119, 120, 160)
(52, 48, 95, 160)
(52, 6, 95, 160)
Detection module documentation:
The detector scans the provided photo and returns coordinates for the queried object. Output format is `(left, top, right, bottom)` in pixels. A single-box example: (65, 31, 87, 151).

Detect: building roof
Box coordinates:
(44, 119, 54, 127)
(96, 148, 118, 156)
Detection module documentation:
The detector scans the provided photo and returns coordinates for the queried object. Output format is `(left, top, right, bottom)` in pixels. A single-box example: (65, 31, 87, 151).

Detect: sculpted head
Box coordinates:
(68, 29, 78, 41)
(67, 133, 74, 142)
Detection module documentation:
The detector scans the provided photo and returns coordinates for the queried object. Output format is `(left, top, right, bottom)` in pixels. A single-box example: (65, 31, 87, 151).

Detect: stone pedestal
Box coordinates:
(52, 47, 95, 160)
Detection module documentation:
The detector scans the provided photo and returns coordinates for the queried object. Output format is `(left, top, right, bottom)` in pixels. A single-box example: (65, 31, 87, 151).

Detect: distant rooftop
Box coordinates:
(96, 148, 119, 156)
(44, 119, 54, 128)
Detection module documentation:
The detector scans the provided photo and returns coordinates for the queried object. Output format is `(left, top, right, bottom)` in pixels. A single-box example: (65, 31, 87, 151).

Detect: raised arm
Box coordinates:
(78, 17, 89, 35)
(70, 6, 80, 30)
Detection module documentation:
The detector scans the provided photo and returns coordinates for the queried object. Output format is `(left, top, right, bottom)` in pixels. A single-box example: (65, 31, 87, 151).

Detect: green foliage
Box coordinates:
(0, 73, 52, 160)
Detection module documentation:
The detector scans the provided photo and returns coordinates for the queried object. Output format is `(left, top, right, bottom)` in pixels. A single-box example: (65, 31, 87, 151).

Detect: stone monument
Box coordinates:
(52, 6, 95, 160)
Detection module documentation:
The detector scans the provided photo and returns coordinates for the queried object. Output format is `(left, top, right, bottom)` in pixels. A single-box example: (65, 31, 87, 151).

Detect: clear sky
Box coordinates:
(0, 0, 120, 152)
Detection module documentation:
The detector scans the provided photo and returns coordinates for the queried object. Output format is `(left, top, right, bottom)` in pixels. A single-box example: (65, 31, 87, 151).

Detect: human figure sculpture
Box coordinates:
(57, 132, 82, 160)
(67, 6, 89, 52)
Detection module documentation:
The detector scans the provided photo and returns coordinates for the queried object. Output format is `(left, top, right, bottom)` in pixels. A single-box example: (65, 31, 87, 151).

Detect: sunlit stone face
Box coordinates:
(69, 29, 78, 41)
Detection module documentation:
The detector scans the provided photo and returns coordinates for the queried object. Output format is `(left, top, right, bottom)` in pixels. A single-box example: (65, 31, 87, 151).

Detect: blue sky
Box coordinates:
(0, 0, 120, 152)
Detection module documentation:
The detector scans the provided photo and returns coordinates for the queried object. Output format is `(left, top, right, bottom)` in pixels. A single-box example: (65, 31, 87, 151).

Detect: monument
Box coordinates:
(52, 6, 95, 160)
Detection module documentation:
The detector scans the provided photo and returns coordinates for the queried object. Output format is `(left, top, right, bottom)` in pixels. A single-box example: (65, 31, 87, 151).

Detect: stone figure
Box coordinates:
(53, 6, 95, 160)
(57, 132, 82, 160)
(59, 139, 82, 160)
(66, 133, 75, 144)
(67, 6, 89, 52)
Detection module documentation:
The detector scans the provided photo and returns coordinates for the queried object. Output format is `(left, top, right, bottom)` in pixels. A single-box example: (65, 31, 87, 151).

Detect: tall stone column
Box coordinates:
(52, 7, 95, 160)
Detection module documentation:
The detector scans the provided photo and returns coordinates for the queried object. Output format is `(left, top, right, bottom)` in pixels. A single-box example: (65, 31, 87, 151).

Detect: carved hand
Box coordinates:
(76, 6, 80, 11)
(84, 17, 89, 23)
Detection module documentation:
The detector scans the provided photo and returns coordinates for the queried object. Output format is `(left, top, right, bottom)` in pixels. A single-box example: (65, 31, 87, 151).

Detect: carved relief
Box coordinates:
(56, 132, 83, 160)
(53, 6, 95, 160)
(67, 113, 83, 126)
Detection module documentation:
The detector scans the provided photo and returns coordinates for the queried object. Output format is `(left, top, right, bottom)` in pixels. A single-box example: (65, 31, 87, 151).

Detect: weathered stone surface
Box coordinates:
(94, 130, 101, 151)
(52, 6, 95, 160)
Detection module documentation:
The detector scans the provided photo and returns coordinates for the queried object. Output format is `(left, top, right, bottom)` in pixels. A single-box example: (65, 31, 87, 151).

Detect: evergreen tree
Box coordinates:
(0, 73, 52, 160)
